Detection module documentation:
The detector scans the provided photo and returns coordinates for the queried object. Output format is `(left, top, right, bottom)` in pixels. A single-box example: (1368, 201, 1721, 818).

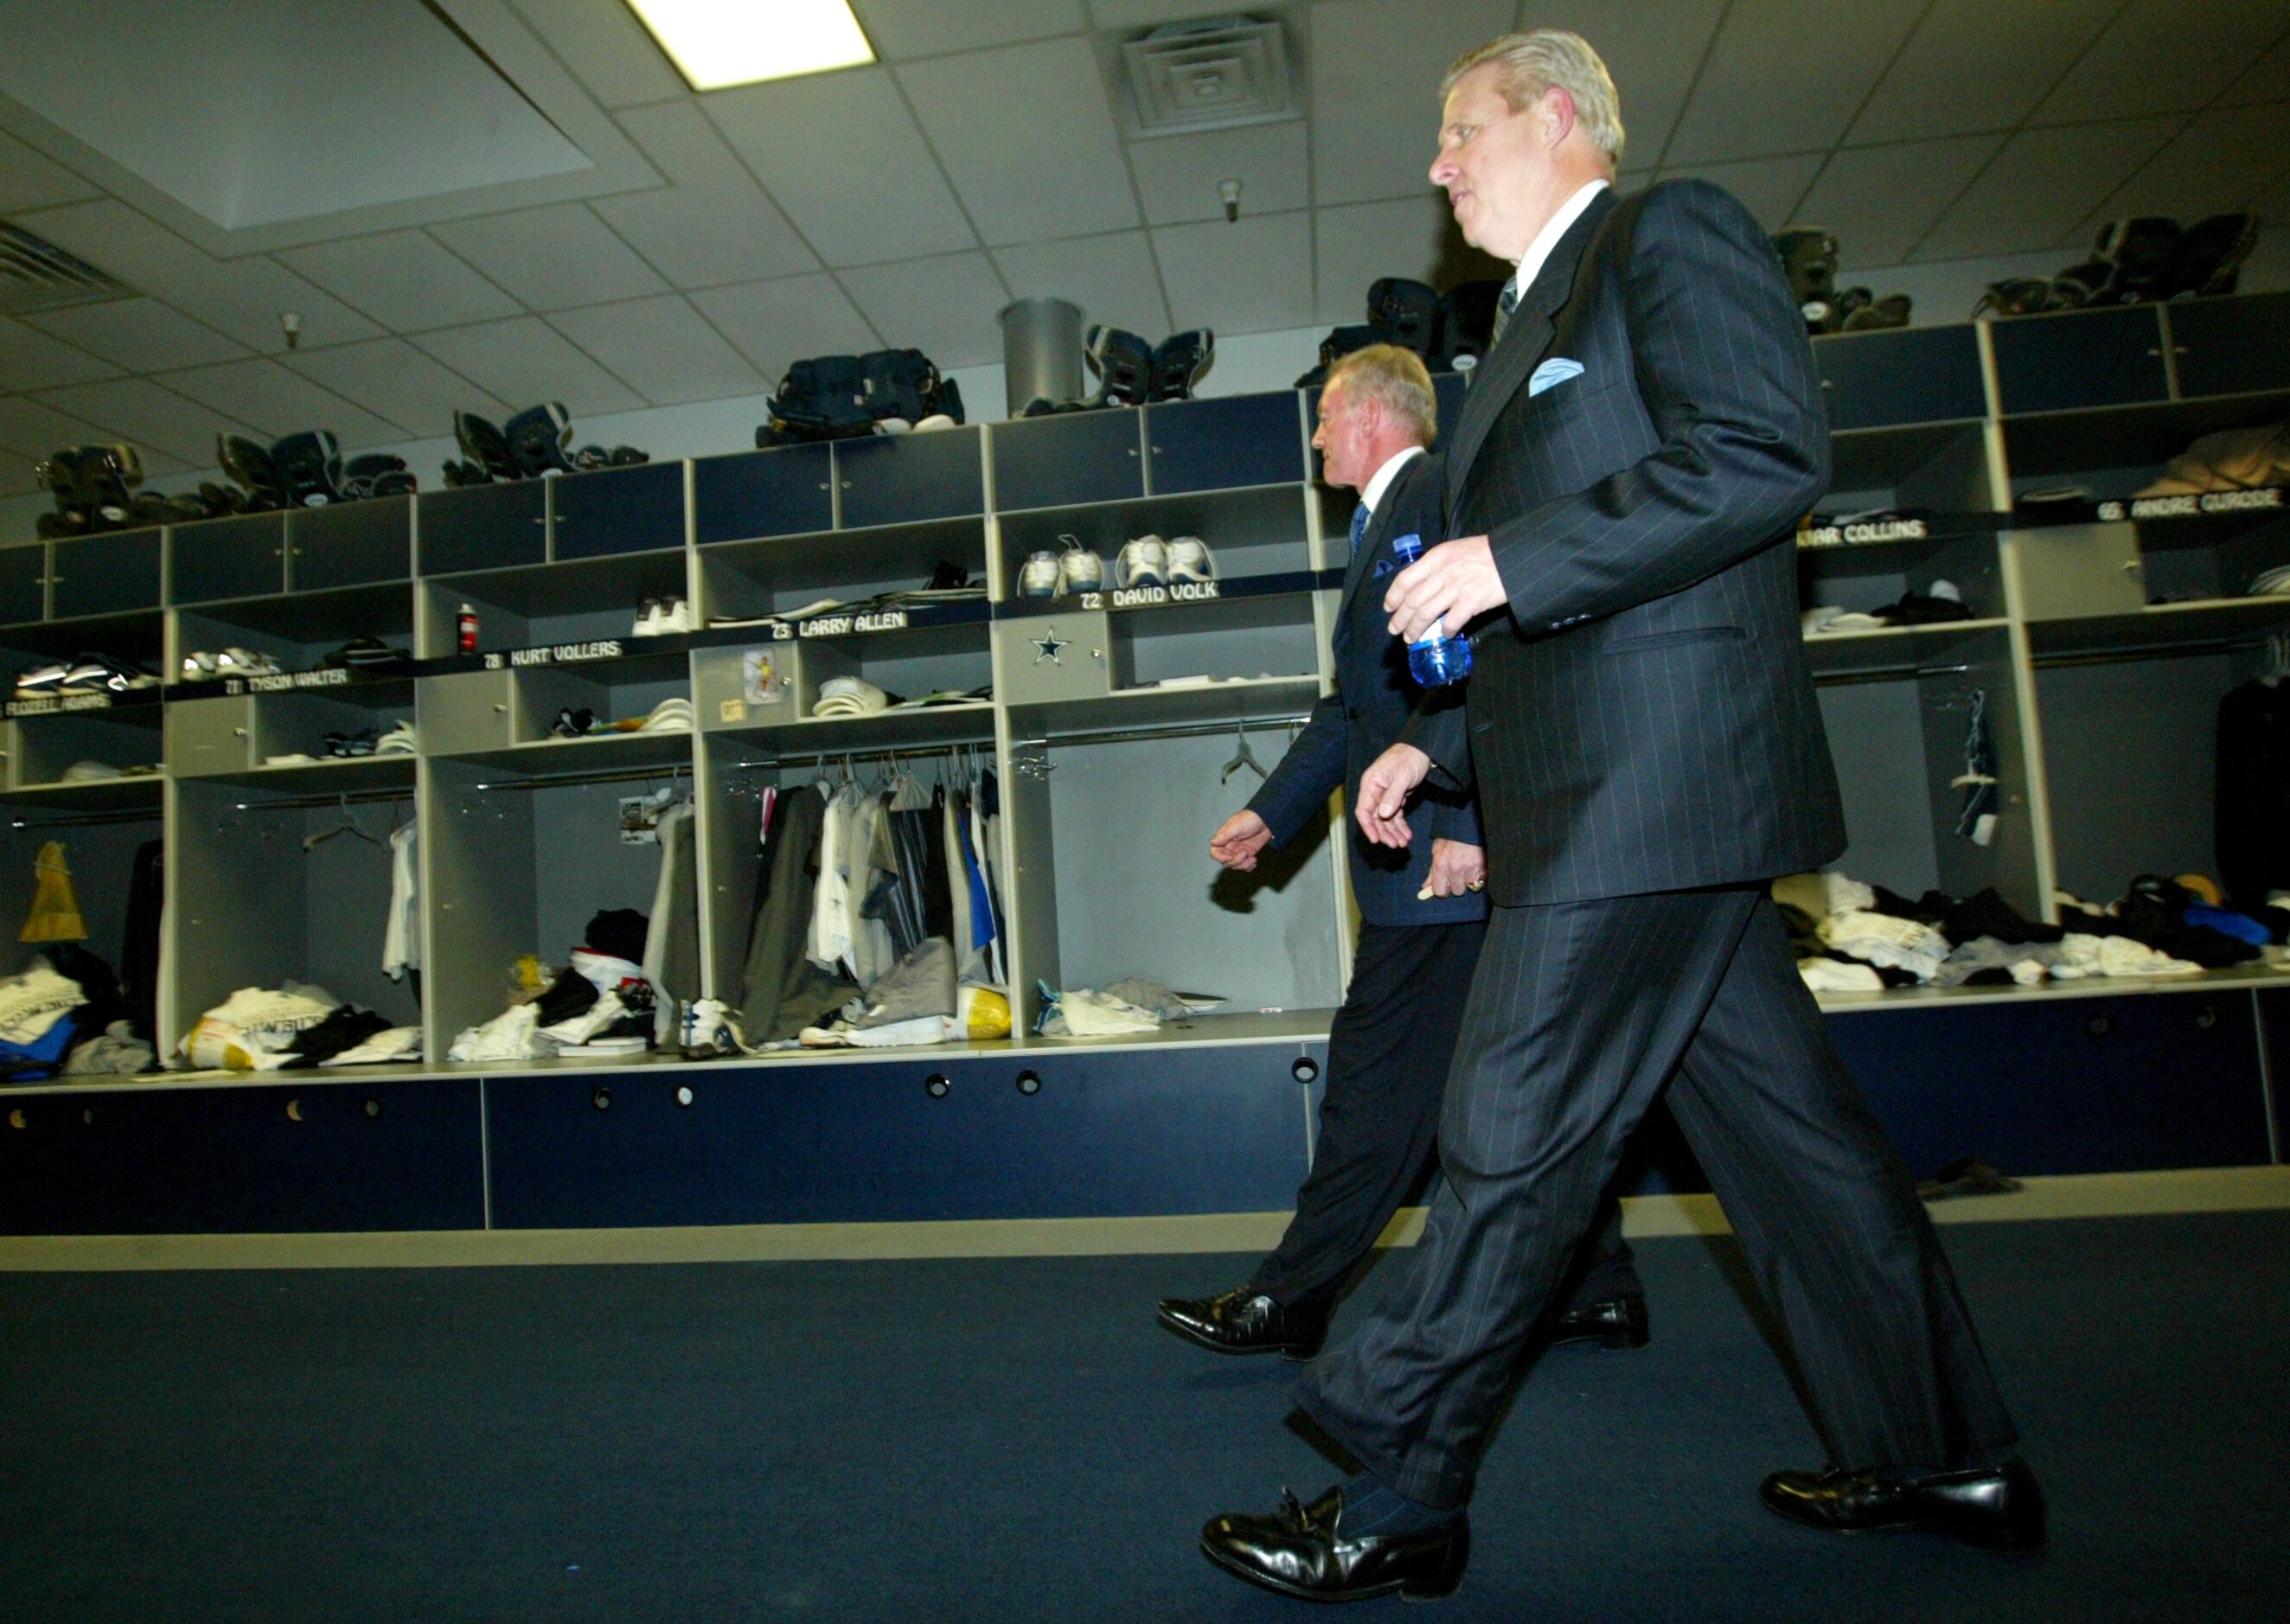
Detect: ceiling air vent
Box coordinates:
(1121, 14, 1293, 137)
(0, 221, 131, 316)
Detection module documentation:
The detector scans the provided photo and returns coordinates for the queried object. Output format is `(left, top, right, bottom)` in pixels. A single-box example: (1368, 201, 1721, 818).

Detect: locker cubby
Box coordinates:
(420, 755, 694, 1061)
(1822, 421, 1998, 519)
(1003, 725, 1345, 1037)
(0, 805, 161, 1005)
(2131, 510, 2290, 606)
(172, 583, 416, 681)
(1806, 623, 2044, 918)
(2003, 389, 2290, 503)
(694, 515, 990, 623)
(245, 683, 417, 774)
(994, 485, 1314, 602)
(0, 610, 167, 692)
(167, 777, 420, 1054)
(8, 707, 164, 790)
(419, 549, 690, 660)
(422, 655, 693, 765)
(1798, 530, 2005, 623)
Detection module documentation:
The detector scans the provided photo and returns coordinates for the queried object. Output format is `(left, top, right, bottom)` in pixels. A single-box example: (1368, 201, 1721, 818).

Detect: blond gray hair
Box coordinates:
(1442, 30, 1625, 164)
(1324, 345, 1438, 448)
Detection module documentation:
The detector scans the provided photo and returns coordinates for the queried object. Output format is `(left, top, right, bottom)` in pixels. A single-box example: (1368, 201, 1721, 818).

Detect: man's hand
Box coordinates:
(1420, 839, 1487, 898)
(1210, 809, 1275, 871)
(1355, 743, 1432, 847)
(1385, 534, 1505, 643)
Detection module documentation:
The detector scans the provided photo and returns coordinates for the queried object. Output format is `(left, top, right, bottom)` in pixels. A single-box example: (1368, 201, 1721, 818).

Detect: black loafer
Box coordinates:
(1156, 1285, 1327, 1359)
(1539, 1294, 1650, 1351)
(1760, 1460, 2046, 1551)
(1201, 1487, 1468, 1602)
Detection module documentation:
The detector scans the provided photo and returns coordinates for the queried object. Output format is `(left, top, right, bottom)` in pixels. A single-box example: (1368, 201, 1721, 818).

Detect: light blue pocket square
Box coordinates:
(1529, 357, 1585, 397)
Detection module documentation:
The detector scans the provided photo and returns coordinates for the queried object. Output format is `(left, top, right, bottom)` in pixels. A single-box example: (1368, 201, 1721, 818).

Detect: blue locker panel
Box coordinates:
(1827, 992, 2272, 1178)
(50, 530, 162, 619)
(1815, 325, 1988, 430)
(168, 512, 287, 604)
(694, 444, 835, 543)
(550, 461, 686, 560)
(287, 496, 411, 591)
(2167, 291, 2290, 400)
(836, 428, 984, 527)
(989, 409, 1144, 511)
(417, 481, 547, 576)
(1146, 393, 1307, 493)
(484, 1046, 1314, 1227)
(0, 543, 44, 624)
(1991, 306, 2170, 414)
(0, 1079, 487, 1235)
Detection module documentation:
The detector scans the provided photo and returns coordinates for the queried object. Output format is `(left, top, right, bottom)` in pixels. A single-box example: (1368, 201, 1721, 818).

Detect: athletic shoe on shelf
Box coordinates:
(1116, 534, 1168, 589)
(1165, 536, 1217, 585)
(321, 637, 409, 670)
(374, 721, 418, 756)
(1019, 550, 1062, 598)
(214, 648, 281, 679)
(633, 598, 662, 636)
(60, 759, 124, 782)
(60, 655, 160, 696)
(553, 707, 597, 738)
(1056, 539, 1104, 596)
(914, 413, 957, 432)
(14, 662, 70, 699)
(654, 597, 692, 635)
(637, 697, 693, 734)
(178, 651, 220, 682)
(323, 729, 379, 758)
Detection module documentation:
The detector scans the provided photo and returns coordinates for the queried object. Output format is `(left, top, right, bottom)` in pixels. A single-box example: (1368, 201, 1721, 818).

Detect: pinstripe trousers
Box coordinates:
(1296, 886, 2018, 1512)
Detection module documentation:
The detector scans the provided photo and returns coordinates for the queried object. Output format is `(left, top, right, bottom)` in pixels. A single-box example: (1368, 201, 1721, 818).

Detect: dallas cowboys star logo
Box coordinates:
(1032, 627, 1069, 664)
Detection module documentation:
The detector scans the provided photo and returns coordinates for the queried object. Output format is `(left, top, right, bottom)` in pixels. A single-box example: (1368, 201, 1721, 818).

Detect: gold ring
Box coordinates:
(1467, 879, 1486, 892)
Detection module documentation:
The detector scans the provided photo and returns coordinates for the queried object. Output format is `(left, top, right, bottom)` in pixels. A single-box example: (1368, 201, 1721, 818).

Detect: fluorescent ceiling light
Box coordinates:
(624, 0, 874, 91)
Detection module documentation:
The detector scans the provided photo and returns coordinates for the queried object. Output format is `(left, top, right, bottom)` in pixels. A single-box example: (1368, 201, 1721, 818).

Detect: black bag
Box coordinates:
(759, 348, 962, 444)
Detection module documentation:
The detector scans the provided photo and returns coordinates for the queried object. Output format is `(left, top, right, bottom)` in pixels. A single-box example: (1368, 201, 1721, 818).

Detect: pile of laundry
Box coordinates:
(447, 910, 668, 1062)
(1802, 579, 1978, 635)
(176, 982, 419, 1071)
(1033, 977, 1225, 1037)
(0, 945, 157, 1081)
(793, 937, 1011, 1048)
(1776, 871, 2280, 994)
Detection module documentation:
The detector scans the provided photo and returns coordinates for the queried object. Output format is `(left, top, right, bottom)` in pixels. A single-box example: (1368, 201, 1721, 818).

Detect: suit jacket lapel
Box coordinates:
(1335, 452, 1425, 642)
(1444, 189, 1619, 503)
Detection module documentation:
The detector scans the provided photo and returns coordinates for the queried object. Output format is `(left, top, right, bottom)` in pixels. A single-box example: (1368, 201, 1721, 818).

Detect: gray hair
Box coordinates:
(1324, 345, 1438, 448)
(1442, 29, 1625, 165)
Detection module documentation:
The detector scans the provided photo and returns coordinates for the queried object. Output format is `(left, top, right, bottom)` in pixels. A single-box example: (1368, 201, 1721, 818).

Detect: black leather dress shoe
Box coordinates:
(1201, 1487, 1468, 1602)
(1155, 1285, 1327, 1359)
(1539, 1294, 1650, 1351)
(1760, 1460, 2046, 1551)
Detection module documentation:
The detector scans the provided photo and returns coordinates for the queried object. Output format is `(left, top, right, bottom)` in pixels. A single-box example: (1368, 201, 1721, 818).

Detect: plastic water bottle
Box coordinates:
(1388, 534, 1473, 686)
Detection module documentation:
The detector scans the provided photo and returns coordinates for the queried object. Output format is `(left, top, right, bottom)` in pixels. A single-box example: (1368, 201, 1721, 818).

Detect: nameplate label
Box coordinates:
(2098, 487, 2284, 522)
(1799, 517, 1930, 548)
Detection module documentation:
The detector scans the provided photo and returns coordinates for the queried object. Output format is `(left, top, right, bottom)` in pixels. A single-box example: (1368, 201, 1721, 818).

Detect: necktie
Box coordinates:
(1348, 501, 1370, 559)
(1491, 281, 1520, 347)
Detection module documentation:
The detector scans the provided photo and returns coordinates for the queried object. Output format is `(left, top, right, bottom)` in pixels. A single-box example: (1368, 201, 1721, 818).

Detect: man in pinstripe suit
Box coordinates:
(1199, 32, 2038, 1603)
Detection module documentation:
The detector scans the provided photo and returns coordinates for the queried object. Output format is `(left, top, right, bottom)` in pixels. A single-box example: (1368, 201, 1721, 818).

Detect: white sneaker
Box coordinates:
(178, 651, 219, 682)
(374, 721, 418, 756)
(1018, 550, 1062, 598)
(1116, 534, 1167, 589)
(214, 648, 279, 678)
(1056, 540, 1103, 595)
(914, 413, 956, 432)
(632, 598, 662, 636)
(656, 597, 692, 634)
(1165, 536, 1216, 584)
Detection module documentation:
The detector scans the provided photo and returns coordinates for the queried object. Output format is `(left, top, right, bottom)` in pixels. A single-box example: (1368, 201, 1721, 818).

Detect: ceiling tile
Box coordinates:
(409, 317, 647, 416)
(0, 394, 117, 460)
(708, 68, 975, 268)
(432, 203, 669, 311)
(0, 129, 99, 213)
(836, 253, 1011, 368)
(1848, 0, 2121, 145)
(1656, 154, 1824, 233)
(1152, 210, 1315, 336)
(992, 232, 1171, 336)
(2075, 100, 2290, 236)
(34, 377, 260, 464)
(1091, 0, 1257, 24)
(1313, 0, 1516, 205)
(507, 0, 686, 107)
(898, 38, 1139, 245)
(851, 0, 1085, 59)
(1531, 1, 1729, 165)
(688, 275, 884, 383)
(547, 297, 767, 406)
(2219, 30, 2290, 105)
(1912, 118, 2181, 262)
(274, 231, 525, 333)
(0, 318, 119, 392)
(1789, 136, 2009, 269)
(2034, 0, 2290, 125)
(591, 103, 816, 288)
(156, 359, 403, 444)
(1127, 120, 1308, 226)
(1313, 194, 1505, 325)
(0, 455, 41, 498)
(10, 199, 382, 353)
(22, 297, 249, 372)
(282, 339, 509, 438)
(1666, 0, 1923, 163)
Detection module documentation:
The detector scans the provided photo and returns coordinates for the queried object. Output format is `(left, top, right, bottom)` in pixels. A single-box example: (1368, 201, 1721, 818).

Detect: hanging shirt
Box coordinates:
(383, 822, 421, 981)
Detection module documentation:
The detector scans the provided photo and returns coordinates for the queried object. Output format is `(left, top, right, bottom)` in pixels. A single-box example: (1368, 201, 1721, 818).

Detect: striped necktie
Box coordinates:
(1348, 501, 1371, 559)
(1491, 281, 1521, 346)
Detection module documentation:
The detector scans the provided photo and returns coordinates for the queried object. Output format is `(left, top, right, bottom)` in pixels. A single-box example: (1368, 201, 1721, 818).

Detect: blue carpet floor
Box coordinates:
(1, 1211, 2284, 1621)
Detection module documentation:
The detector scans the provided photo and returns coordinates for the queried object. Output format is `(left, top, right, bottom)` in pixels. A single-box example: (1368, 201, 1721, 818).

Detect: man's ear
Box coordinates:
(1540, 86, 1577, 149)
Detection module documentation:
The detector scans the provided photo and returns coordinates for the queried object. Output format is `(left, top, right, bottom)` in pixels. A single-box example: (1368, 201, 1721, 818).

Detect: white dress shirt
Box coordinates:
(1359, 444, 1428, 519)
(1506, 178, 1610, 306)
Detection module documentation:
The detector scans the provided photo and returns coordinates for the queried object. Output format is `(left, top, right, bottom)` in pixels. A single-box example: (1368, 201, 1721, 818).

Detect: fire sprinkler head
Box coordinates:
(1218, 178, 1242, 223)
(280, 311, 303, 349)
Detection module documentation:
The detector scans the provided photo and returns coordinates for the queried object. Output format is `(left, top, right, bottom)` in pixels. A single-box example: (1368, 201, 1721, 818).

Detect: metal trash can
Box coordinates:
(999, 297, 1084, 416)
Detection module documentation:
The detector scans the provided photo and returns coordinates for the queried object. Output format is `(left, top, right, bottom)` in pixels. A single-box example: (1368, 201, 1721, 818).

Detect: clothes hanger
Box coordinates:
(304, 796, 383, 852)
(1221, 719, 1268, 783)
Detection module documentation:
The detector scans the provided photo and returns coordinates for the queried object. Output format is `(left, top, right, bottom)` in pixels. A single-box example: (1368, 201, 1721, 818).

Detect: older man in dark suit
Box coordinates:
(1199, 31, 2037, 1604)
(1158, 344, 1646, 1365)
